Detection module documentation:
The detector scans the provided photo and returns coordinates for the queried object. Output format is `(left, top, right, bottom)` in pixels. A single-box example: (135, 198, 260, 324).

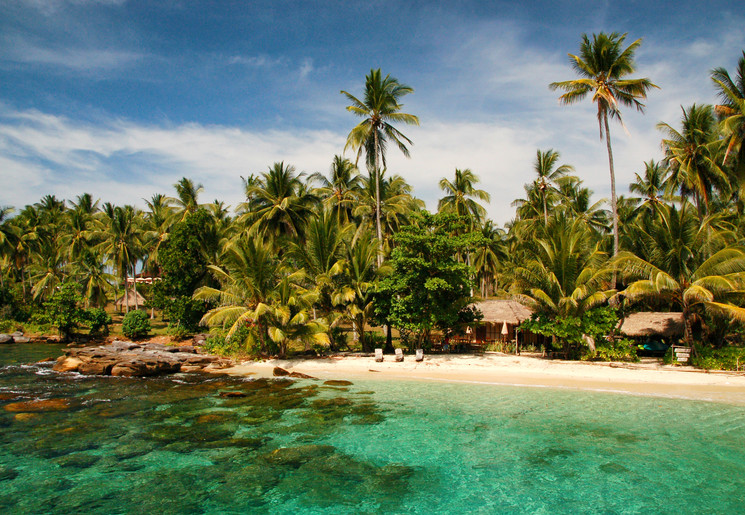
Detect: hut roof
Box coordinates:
(472, 299, 533, 325)
(618, 312, 685, 337)
(115, 290, 146, 308)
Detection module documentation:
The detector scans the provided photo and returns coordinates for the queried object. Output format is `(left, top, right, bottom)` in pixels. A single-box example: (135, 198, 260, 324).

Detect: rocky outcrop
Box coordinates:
(0, 332, 30, 344)
(53, 340, 232, 378)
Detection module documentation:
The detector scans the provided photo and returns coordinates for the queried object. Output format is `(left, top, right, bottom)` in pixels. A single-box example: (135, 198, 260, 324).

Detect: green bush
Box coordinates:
(692, 345, 745, 371)
(121, 310, 151, 339)
(34, 283, 86, 341)
(166, 324, 191, 341)
(85, 308, 112, 336)
(585, 338, 639, 362)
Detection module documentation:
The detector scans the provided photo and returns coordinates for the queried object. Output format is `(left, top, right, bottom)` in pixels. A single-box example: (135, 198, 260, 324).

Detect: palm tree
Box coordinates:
(172, 177, 204, 217)
(550, 32, 658, 257)
(513, 213, 613, 330)
(629, 160, 670, 220)
(711, 51, 745, 173)
(342, 69, 420, 265)
(237, 162, 316, 244)
(437, 168, 491, 228)
(658, 104, 726, 217)
(312, 156, 363, 225)
(531, 150, 575, 225)
(97, 204, 144, 313)
(615, 203, 745, 345)
(472, 220, 508, 297)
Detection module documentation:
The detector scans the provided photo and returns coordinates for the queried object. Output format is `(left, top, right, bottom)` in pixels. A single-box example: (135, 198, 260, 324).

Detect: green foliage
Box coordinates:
(692, 345, 745, 370)
(374, 212, 482, 348)
(166, 324, 191, 341)
(589, 338, 639, 362)
(85, 308, 112, 336)
(523, 305, 619, 351)
(121, 310, 151, 339)
(35, 283, 86, 341)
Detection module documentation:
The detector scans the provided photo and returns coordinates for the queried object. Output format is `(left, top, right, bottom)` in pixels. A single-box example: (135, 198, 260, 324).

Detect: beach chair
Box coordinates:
(415, 349, 424, 362)
(395, 348, 404, 362)
(375, 348, 384, 362)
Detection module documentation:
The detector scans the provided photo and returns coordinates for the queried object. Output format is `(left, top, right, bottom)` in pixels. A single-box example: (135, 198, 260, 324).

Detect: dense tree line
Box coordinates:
(1, 39, 745, 363)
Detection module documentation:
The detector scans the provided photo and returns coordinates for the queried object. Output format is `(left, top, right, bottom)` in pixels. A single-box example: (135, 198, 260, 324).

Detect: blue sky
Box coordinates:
(1, 0, 744, 224)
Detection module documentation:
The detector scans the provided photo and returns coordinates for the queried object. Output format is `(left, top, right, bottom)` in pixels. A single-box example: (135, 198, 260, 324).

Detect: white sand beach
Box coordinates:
(222, 352, 745, 405)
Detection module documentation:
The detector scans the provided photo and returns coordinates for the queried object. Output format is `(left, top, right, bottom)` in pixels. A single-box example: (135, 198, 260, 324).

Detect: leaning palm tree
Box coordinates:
(550, 32, 657, 257)
(437, 168, 491, 228)
(614, 204, 745, 345)
(711, 51, 745, 173)
(342, 69, 419, 265)
(531, 150, 575, 225)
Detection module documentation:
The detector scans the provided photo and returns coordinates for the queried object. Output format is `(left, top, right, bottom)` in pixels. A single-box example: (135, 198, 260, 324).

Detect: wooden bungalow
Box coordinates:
(617, 312, 685, 341)
(471, 299, 542, 346)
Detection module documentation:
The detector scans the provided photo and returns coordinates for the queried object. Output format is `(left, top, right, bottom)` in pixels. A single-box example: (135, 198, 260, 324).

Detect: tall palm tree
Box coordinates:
(550, 32, 657, 257)
(437, 168, 491, 228)
(531, 150, 575, 225)
(658, 104, 726, 217)
(711, 51, 745, 173)
(629, 160, 670, 220)
(342, 69, 419, 264)
(472, 220, 508, 297)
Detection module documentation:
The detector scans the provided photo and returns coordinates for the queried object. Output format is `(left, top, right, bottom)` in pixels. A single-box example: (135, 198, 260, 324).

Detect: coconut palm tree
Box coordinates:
(629, 160, 670, 220)
(615, 203, 745, 345)
(97, 204, 144, 312)
(172, 177, 204, 217)
(531, 150, 576, 225)
(437, 168, 491, 228)
(514, 213, 613, 320)
(472, 220, 508, 297)
(658, 104, 726, 218)
(711, 51, 745, 173)
(550, 32, 657, 257)
(342, 69, 419, 264)
(237, 162, 316, 244)
(312, 156, 363, 225)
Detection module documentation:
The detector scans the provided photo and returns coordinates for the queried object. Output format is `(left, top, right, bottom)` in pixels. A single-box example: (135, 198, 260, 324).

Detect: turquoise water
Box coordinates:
(1, 344, 744, 514)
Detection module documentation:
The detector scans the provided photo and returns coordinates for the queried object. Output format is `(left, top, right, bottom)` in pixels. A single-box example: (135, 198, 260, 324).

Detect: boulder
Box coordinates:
(78, 360, 116, 375)
(11, 331, 23, 338)
(273, 367, 290, 377)
(0, 334, 12, 344)
(111, 362, 149, 377)
(13, 336, 30, 344)
(4, 398, 71, 412)
(53, 356, 84, 373)
(177, 345, 198, 354)
(289, 371, 316, 379)
(110, 340, 142, 351)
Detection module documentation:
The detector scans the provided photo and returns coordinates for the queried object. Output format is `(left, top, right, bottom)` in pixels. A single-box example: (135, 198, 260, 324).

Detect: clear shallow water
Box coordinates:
(1, 344, 744, 514)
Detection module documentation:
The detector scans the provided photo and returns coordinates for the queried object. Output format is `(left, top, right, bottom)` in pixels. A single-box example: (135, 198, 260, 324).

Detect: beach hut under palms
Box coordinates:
(471, 299, 537, 345)
(115, 290, 146, 311)
(617, 312, 685, 339)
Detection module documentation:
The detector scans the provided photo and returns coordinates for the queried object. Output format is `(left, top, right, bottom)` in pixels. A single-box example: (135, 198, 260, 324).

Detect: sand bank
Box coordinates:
(222, 352, 745, 405)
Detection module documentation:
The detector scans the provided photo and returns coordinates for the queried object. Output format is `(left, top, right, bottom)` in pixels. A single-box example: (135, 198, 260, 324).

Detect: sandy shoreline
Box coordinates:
(222, 352, 745, 405)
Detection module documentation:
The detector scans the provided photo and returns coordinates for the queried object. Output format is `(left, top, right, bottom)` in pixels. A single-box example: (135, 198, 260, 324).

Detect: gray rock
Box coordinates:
(11, 331, 23, 338)
(0, 334, 12, 344)
(13, 336, 31, 344)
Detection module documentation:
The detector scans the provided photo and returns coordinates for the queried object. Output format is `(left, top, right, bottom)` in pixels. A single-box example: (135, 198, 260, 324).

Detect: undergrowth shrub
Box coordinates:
(122, 310, 151, 339)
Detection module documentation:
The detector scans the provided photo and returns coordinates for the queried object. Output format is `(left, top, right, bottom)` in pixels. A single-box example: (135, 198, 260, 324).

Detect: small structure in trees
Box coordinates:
(115, 290, 146, 311)
(617, 312, 685, 340)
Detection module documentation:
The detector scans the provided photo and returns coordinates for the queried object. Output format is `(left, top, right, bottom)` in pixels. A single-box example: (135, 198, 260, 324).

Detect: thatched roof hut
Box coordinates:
(472, 299, 533, 324)
(618, 312, 685, 338)
(115, 290, 146, 309)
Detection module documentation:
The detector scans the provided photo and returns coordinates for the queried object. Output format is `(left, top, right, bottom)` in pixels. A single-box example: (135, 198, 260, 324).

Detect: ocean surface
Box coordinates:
(1, 343, 744, 514)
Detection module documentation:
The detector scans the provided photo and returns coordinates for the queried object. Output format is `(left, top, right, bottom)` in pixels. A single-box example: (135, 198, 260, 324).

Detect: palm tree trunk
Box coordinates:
(603, 112, 619, 259)
(373, 130, 384, 268)
(543, 195, 548, 225)
(123, 271, 129, 314)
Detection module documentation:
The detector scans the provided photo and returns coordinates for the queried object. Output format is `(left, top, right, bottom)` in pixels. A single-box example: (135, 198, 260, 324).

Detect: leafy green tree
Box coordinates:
(374, 212, 481, 349)
(151, 209, 210, 332)
(342, 69, 420, 264)
(37, 283, 86, 342)
(550, 32, 657, 257)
